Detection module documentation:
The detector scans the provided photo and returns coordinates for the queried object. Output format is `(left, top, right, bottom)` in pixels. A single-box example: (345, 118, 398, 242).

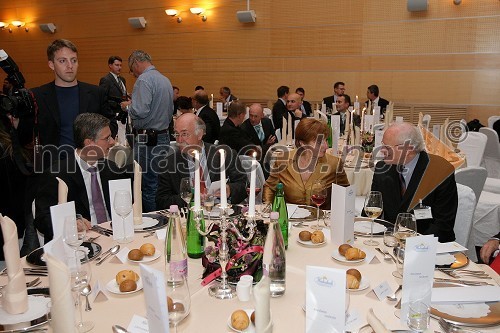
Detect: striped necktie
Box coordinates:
(254, 124, 265, 142)
(88, 166, 108, 223)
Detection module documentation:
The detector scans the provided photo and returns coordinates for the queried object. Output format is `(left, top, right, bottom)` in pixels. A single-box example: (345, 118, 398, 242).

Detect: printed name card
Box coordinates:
(109, 179, 134, 242)
(330, 184, 356, 245)
(400, 235, 438, 324)
(306, 266, 346, 333)
(373, 281, 393, 301)
(50, 201, 76, 240)
(331, 115, 340, 156)
(373, 107, 381, 122)
(140, 264, 170, 333)
(216, 102, 223, 117)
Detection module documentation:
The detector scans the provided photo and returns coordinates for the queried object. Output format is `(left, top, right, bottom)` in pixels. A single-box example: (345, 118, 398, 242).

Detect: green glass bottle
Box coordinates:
(327, 114, 333, 148)
(186, 190, 205, 259)
(271, 183, 288, 249)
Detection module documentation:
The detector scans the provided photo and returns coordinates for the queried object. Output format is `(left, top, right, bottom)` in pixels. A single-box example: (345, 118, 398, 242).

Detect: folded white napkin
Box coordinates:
(367, 308, 390, 333)
(56, 177, 68, 204)
(46, 251, 76, 332)
(435, 253, 456, 266)
(436, 242, 467, 254)
(285, 204, 298, 219)
(0, 214, 28, 314)
(132, 161, 143, 225)
(431, 286, 500, 304)
(254, 276, 272, 333)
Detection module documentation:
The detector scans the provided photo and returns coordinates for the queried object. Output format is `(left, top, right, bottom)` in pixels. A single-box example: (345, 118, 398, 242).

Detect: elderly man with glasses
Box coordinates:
(156, 113, 247, 209)
(370, 122, 458, 242)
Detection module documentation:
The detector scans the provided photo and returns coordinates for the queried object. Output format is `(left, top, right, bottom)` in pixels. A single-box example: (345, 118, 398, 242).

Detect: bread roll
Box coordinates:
(116, 270, 140, 285)
(344, 248, 366, 261)
(140, 243, 155, 256)
(338, 244, 352, 256)
(231, 310, 249, 330)
(299, 230, 312, 241)
(346, 274, 360, 289)
(346, 268, 362, 282)
(311, 230, 325, 244)
(128, 249, 144, 261)
(119, 279, 137, 292)
(251, 311, 255, 325)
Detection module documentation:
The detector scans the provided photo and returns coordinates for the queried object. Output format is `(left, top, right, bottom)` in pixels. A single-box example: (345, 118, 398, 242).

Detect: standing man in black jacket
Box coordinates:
(99, 55, 128, 115)
(193, 90, 220, 144)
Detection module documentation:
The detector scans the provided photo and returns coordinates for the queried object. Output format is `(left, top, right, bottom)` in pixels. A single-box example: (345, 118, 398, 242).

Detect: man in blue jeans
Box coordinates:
(121, 50, 173, 212)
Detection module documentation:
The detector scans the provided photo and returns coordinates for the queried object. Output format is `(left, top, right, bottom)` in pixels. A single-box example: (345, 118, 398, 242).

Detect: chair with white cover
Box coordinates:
(479, 127, 500, 178)
(487, 115, 500, 129)
(454, 184, 476, 250)
(275, 129, 282, 142)
(483, 177, 500, 194)
(373, 123, 384, 133)
(457, 131, 487, 167)
(422, 114, 431, 129)
(238, 155, 265, 203)
(263, 107, 272, 118)
(454, 166, 487, 205)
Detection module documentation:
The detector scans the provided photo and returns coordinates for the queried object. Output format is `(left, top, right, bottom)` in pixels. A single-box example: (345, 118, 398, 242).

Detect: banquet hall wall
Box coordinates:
(0, 0, 499, 124)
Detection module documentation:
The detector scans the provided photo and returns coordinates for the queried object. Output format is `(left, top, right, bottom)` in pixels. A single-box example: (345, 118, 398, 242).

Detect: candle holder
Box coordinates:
(193, 204, 257, 299)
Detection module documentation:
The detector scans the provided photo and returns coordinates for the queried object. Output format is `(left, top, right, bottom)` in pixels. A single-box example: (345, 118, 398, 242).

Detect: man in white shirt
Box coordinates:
(365, 84, 389, 115)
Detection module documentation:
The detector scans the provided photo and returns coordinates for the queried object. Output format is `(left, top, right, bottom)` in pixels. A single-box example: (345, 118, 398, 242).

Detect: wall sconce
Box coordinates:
(453, 0, 462, 4)
(128, 17, 147, 29)
(165, 9, 182, 23)
(39, 23, 56, 33)
(190, 8, 207, 22)
(11, 21, 28, 32)
(0, 22, 8, 31)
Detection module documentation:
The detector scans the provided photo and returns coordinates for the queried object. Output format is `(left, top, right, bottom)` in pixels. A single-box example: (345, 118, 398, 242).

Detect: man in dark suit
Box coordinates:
(370, 122, 457, 242)
(365, 84, 389, 116)
(219, 100, 257, 155)
(334, 94, 360, 135)
(30, 39, 115, 170)
(193, 90, 220, 144)
(295, 87, 312, 117)
(99, 56, 128, 115)
(156, 113, 247, 209)
(34, 113, 132, 243)
(323, 81, 345, 110)
(271, 85, 289, 132)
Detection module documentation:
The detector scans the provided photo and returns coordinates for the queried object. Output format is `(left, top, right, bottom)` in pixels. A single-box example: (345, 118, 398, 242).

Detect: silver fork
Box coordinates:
(375, 247, 395, 262)
(438, 318, 483, 333)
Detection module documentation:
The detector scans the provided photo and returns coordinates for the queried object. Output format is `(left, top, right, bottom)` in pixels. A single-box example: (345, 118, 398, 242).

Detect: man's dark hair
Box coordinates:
(339, 94, 351, 105)
(73, 113, 110, 149)
(367, 84, 379, 97)
(277, 86, 289, 98)
(295, 87, 305, 94)
(193, 90, 209, 105)
(177, 96, 192, 110)
(334, 81, 345, 89)
(195, 85, 204, 91)
(173, 86, 179, 91)
(227, 100, 246, 118)
(47, 39, 78, 61)
(107, 56, 122, 65)
(221, 86, 231, 95)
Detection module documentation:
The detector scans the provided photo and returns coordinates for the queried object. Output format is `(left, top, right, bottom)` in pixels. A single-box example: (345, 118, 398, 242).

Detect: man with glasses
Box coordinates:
(156, 113, 247, 209)
(120, 50, 174, 212)
(34, 113, 132, 243)
(370, 122, 457, 242)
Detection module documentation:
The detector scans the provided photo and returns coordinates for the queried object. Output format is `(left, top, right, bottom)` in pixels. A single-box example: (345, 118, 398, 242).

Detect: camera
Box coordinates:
(0, 49, 35, 118)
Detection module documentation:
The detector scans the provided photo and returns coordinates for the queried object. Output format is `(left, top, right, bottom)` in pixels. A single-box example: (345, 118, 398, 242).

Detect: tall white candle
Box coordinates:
(355, 95, 358, 103)
(219, 149, 227, 209)
(194, 150, 201, 210)
(360, 109, 365, 134)
(248, 152, 257, 217)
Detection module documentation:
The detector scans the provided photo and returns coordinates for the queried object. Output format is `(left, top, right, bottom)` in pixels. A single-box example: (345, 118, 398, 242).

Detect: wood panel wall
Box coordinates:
(1, 0, 499, 124)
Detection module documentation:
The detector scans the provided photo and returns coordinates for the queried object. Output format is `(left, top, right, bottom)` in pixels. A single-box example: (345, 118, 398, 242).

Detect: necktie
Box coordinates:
(254, 124, 265, 142)
(88, 166, 108, 223)
(399, 171, 406, 197)
(117, 76, 126, 95)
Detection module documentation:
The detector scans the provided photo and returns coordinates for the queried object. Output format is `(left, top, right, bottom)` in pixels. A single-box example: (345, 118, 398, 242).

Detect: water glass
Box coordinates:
(383, 228, 398, 248)
(392, 245, 404, 279)
(407, 301, 430, 332)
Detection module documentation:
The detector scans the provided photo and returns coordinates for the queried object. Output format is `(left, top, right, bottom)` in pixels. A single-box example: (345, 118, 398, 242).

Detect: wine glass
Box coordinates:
(363, 191, 383, 246)
(71, 250, 93, 332)
(310, 181, 327, 230)
(63, 215, 86, 250)
(113, 190, 133, 244)
(180, 177, 193, 205)
(392, 244, 405, 278)
(203, 193, 215, 226)
(393, 213, 417, 248)
(167, 276, 191, 333)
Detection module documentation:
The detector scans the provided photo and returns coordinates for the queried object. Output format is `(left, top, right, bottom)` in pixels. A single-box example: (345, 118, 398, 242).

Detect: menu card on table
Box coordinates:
(400, 235, 438, 324)
(330, 184, 355, 245)
(109, 179, 134, 242)
(140, 264, 170, 333)
(331, 115, 340, 156)
(373, 107, 381, 122)
(49, 201, 76, 239)
(306, 266, 346, 333)
(216, 102, 223, 117)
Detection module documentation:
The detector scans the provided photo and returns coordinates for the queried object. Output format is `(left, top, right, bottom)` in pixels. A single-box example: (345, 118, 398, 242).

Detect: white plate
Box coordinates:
(227, 309, 255, 333)
(353, 221, 387, 235)
(296, 239, 326, 247)
(331, 249, 365, 264)
(134, 217, 158, 230)
(204, 207, 234, 218)
(127, 251, 161, 263)
(348, 277, 370, 291)
(106, 278, 143, 295)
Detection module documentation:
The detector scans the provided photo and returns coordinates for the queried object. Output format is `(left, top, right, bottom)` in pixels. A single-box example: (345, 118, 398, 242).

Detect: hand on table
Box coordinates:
(480, 239, 500, 264)
(77, 217, 92, 231)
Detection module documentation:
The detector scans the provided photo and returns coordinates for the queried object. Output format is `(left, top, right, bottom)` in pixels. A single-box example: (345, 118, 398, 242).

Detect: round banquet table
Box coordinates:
(6, 216, 500, 333)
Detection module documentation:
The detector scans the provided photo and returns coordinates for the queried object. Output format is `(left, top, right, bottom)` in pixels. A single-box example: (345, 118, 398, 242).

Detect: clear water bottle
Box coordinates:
(165, 205, 188, 286)
(271, 182, 288, 249)
(263, 212, 286, 297)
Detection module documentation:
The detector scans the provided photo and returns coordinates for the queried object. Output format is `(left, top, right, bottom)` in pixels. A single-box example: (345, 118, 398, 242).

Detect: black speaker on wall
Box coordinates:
(407, 0, 428, 12)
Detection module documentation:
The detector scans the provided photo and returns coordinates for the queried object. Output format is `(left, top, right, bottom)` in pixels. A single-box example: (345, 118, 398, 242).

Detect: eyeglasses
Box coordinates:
(172, 132, 192, 139)
(98, 135, 114, 143)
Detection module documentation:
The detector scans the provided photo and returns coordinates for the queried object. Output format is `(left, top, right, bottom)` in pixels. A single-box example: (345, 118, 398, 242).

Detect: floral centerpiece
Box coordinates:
(201, 216, 267, 284)
(361, 131, 375, 153)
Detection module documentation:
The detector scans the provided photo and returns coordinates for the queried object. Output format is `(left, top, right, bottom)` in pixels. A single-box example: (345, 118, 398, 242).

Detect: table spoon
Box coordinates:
(81, 284, 92, 311)
(386, 285, 402, 301)
(96, 245, 120, 265)
(112, 325, 129, 333)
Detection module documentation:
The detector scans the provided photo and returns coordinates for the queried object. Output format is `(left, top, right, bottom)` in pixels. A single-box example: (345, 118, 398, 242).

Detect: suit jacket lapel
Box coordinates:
(78, 82, 90, 114)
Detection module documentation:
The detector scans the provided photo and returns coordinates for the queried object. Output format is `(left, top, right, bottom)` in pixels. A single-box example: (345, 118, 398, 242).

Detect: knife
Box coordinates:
(434, 278, 492, 286)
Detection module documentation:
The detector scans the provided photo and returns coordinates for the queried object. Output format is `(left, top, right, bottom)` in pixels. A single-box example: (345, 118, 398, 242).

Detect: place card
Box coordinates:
(216, 102, 223, 117)
(373, 281, 392, 301)
(139, 264, 169, 333)
(400, 235, 438, 324)
(364, 115, 374, 132)
(108, 179, 134, 242)
(330, 184, 356, 245)
(331, 115, 340, 156)
(128, 314, 149, 333)
(306, 266, 346, 333)
(115, 247, 131, 263)
(345, 309, 363, 332)
(49, 201, 76, 239)
(90, 280, 108, 302)
(373, 107, 381, 122)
